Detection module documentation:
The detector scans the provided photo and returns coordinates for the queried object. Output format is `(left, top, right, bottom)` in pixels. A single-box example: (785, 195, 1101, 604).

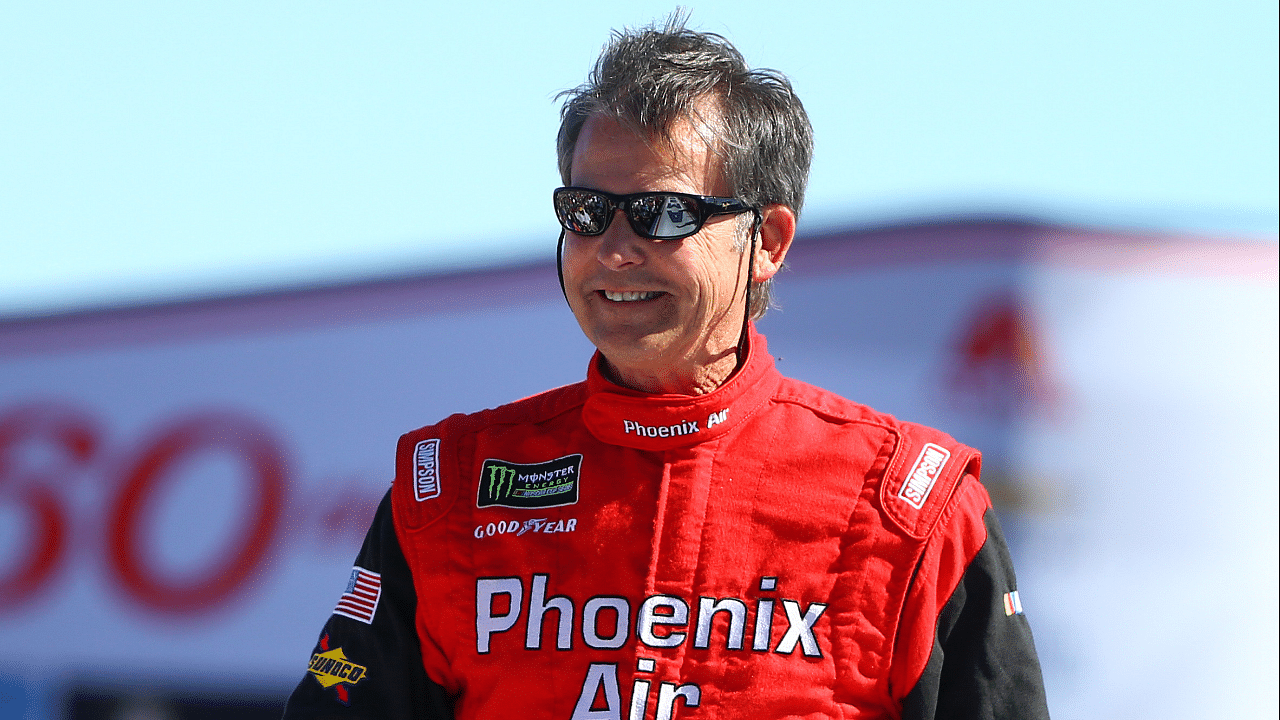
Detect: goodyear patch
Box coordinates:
(477, 454, 582, 509)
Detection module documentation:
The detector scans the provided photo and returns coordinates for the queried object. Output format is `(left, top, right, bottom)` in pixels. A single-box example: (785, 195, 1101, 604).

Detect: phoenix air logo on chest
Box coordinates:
(478, 454, 582, 509)
(898, 443, 951, 509)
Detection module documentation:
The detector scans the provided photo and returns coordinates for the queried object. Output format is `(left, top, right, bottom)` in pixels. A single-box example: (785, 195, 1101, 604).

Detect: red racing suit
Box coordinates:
(284, 327, 1049, 719)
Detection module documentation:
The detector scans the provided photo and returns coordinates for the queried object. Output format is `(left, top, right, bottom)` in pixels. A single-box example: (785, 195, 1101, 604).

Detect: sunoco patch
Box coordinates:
(307, 634, 366, 705)
(478, 454, 582, 509)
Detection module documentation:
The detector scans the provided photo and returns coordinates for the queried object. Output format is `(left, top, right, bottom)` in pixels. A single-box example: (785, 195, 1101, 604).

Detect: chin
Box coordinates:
(594, 333, 679, 369)
(598, 338, 667, 364)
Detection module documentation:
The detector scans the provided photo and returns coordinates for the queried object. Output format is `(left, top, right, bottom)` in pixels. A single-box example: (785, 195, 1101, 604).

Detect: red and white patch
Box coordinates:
(414, 438, 441, 501)
(333, 566, 381, 624)
(898, 443, 951, 510)
(1003, 590, 1024, 616)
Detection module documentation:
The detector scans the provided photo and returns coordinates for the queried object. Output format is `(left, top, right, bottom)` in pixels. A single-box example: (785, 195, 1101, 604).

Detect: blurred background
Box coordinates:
(1, 1, 1276, 718)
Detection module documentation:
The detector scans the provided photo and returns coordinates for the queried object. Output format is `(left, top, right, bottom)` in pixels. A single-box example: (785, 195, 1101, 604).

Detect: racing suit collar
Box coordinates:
(581, 323, 780, 450)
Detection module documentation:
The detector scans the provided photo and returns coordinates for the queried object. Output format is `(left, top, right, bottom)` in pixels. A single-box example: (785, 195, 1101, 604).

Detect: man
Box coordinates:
(284, 17, 1050, 720)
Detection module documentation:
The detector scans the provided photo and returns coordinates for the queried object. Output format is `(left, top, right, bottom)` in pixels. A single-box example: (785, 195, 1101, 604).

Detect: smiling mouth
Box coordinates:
(602, 290, 663, 302)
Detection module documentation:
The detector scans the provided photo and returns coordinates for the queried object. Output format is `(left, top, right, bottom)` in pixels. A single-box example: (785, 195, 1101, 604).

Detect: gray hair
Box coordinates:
(556, 14, 814, 319)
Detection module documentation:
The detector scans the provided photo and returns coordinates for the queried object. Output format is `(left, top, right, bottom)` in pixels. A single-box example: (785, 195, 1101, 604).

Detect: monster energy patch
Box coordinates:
(477, 454, 582, 509)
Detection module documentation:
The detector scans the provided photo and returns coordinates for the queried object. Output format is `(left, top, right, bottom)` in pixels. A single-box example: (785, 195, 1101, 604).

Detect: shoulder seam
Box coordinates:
(770, 379, 902, 432)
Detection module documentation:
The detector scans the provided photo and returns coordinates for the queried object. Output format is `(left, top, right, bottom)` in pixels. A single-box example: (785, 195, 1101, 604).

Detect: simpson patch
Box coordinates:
(897, 443, 951, 509)
(413, 438, 442, 501)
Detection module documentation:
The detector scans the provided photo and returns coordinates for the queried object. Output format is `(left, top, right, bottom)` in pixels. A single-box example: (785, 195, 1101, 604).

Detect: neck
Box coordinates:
(600, 322, 753, 395)
(602, 349, 741, 396)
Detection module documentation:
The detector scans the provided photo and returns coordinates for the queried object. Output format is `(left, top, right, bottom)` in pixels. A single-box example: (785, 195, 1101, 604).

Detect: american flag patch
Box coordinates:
(1003, 590, 1024, 616)
(333, 566, 382, 624)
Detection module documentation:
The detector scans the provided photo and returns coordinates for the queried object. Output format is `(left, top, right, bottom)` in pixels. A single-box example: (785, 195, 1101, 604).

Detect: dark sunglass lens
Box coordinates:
(555, 190, 610, 234)
(626, 195, 663, 236)
(630, 194, 700, 238)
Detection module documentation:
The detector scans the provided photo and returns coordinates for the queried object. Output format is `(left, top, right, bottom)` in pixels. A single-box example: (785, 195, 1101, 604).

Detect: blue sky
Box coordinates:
(2, 0, 1276, 316)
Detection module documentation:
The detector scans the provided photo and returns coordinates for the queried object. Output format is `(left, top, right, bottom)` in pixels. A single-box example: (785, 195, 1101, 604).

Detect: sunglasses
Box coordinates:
(553, 186, 756, 241)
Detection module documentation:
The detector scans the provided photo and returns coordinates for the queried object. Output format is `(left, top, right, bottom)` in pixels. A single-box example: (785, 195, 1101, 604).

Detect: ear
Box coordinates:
(752, 204, 796, 283)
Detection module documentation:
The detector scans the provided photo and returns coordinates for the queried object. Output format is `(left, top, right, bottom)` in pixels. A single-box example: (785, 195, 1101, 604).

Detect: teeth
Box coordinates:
(604, 290, 660, 302)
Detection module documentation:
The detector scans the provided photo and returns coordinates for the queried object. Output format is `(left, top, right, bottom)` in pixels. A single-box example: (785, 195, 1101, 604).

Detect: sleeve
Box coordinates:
(900, 506, 1051, 720)
(282, 489, 455, 720)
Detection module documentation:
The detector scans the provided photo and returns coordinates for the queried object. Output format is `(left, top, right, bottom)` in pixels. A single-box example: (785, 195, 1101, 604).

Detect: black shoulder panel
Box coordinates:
(282, 489, 455, 719)
(901, 508, 1050, 720)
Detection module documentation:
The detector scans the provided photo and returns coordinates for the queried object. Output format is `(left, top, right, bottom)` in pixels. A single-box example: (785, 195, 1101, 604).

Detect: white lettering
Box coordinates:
(622, 419, 701, 437)
(775, 599, 827, 657)
(655, 682, 701, 720)
(571, 663, 622, 720)
(475, 577, 522, 654)
(583, 597, 630, 649)
(694, 596, 747, 650)
(474, 517, 576, 539)
(637, 596, 688, 648)
(753, 598, 775, 651)
(525, 574, 573, 650)
(413, 438, 442, 501)
(470, 573, 829, 668)
(517, 467, 574, 484)
(898, 444, 951, 509)
(628, 679, 650, 720)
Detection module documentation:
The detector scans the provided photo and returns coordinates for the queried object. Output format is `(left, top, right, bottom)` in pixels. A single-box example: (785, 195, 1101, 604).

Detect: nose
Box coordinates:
(594, 209, 646, 270)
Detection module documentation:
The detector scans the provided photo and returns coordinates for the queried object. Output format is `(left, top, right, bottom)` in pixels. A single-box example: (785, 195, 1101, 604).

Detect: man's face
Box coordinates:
(562, 114, 751, 394)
